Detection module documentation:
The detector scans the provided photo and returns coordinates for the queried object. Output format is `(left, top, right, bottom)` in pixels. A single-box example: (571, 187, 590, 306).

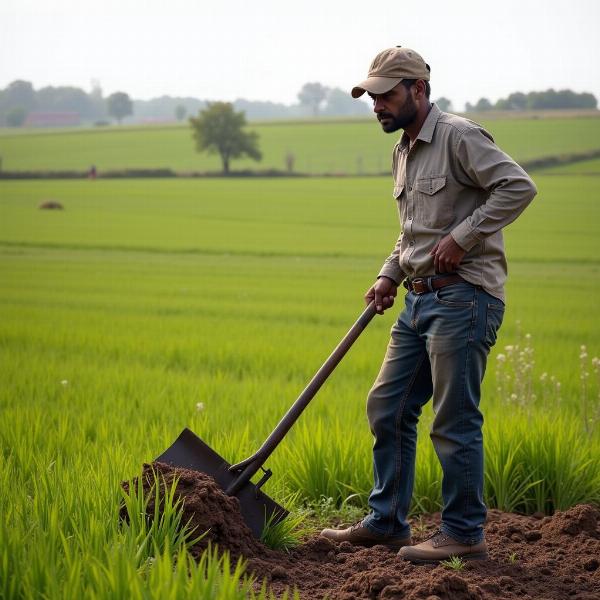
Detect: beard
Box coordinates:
(377, 93, 418, 133)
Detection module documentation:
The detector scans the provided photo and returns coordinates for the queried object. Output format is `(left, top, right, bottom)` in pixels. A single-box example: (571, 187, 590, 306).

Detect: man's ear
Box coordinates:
(414, 80, 426, 100)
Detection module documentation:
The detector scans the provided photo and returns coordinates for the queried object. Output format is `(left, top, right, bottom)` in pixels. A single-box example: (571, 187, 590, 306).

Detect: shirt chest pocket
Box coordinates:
(414, 175, 454, 229)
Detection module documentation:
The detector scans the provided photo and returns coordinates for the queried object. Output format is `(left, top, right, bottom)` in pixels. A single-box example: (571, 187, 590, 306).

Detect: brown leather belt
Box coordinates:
(403, 274, 465, 295)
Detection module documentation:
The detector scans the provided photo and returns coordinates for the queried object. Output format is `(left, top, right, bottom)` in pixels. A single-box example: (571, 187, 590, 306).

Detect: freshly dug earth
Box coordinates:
(128, 463, 600, 599)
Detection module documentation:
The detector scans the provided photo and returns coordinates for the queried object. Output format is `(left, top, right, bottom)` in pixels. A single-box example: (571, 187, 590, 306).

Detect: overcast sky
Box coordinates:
(1, 0, 599, 111)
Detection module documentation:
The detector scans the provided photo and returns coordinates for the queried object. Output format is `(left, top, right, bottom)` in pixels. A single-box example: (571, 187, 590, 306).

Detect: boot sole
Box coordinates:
(349, 539, 411, 551)
(402, 552, 488, 565)
(322, 537, 411, 551)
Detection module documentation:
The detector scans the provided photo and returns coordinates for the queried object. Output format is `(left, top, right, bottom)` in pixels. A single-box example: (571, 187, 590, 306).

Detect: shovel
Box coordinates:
(156, 301, 377, 538)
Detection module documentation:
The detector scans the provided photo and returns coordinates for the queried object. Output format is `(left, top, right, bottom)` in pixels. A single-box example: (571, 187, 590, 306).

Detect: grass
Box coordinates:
(0, 173, 599, 597)
(440, 555, 467, 570)
(120, 468, 206, 561)
(1, 114, 600, 173)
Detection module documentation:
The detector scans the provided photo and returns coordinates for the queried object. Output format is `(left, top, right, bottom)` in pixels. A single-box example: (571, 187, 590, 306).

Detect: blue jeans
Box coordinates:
(362, 281, 504, 544)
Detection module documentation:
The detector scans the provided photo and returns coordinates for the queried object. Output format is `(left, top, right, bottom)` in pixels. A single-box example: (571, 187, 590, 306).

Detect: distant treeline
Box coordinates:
(1, 79, 597, 128)
(465, 89, 597, 112)
(0, 80, 371, 128)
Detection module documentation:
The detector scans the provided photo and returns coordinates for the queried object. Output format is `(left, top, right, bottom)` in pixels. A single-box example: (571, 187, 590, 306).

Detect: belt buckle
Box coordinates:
(410, 277, 432, 295)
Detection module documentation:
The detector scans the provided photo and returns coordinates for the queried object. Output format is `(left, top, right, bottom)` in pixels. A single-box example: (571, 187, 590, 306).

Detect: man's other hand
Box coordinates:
(365, 277, 398, 314)
(430, 234, 467, 274)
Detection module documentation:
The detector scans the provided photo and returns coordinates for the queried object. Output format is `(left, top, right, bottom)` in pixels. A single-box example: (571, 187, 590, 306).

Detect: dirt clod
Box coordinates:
(125, 463, 600, 599)
(583, 558, 599, 572)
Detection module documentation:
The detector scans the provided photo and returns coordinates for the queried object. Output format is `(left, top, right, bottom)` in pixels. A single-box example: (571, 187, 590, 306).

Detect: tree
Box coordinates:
(322, 88, 370, 117)
(297, 82, 328, 117)
(506, 92, 527, 110)
(475, 97, 493, 112)
(189, 102, 261, 175)
(37, 86, 94, 118)
(175, 104, 187, 121)
(6, 107, 27, 127)
(2, 80, 36, 112)
(434, 97, 452, 112)
(107, 92, 133, 124)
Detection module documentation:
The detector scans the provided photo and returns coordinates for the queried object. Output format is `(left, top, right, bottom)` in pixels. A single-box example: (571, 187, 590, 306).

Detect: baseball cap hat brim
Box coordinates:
(351, 76, 403, 98)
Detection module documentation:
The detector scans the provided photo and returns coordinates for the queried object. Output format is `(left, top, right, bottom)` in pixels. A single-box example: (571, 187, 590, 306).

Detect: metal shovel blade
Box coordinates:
(155, 428, 288, 538)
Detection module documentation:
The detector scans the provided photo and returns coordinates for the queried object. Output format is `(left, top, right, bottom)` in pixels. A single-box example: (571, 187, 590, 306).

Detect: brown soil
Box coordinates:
(128, 463, 600, 600)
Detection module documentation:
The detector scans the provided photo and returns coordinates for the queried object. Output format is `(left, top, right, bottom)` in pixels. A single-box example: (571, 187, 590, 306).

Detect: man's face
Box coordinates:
(369, 83, 418, 133)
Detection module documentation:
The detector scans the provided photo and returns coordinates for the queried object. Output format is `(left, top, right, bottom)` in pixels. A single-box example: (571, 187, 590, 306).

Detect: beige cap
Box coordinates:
(352, 47, 430, 98)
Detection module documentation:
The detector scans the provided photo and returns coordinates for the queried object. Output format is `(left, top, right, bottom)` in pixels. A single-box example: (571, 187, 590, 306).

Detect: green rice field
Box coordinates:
(1, 114, 600, 173)
(1, 169, 599, 596)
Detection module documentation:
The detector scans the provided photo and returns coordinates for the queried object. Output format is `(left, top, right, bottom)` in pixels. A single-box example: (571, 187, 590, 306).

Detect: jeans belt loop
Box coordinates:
(426, 276, 434, 293)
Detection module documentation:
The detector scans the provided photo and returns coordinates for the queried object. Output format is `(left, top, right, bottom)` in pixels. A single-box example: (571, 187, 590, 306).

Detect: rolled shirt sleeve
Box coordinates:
(450, 128, 538, 252)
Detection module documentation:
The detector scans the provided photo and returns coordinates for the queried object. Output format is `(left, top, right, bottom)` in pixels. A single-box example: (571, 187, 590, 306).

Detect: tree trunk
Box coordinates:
(222, 154, 230, 175)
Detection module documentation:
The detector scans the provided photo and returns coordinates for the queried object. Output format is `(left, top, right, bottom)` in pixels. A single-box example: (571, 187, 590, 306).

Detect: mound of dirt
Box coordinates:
(540, 504, 600, 538)
(125, 464, 600, 599)
(39, 200, 64, 210)
(122, 462, 266, 561)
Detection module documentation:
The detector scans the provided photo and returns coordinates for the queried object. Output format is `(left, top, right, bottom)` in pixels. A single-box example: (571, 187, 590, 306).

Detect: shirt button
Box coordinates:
(408, 215, 412, 220)
(409, 241, 414, 246)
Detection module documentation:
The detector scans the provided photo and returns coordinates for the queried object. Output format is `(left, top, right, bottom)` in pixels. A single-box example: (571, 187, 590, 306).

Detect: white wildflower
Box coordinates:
(196, 402, 205, 412)
(61, 380, 68, 386)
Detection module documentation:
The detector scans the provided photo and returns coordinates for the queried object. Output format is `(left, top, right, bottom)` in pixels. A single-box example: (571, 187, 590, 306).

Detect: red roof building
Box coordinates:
(24, 112, 81, 127)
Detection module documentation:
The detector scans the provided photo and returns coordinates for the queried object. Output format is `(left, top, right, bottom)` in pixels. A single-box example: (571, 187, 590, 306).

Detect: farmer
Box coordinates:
(321, 47, 537, 563)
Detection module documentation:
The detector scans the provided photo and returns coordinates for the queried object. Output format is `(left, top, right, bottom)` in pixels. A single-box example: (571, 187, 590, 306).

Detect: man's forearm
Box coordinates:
(452, 128, 538, 251)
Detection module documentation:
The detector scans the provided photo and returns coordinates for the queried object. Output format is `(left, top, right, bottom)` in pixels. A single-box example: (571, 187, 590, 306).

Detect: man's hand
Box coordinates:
(365, 277, 398, 315)
(430, 234, 467, 274)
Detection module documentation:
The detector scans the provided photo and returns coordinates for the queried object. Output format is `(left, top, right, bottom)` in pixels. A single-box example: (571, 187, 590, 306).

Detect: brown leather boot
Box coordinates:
(320, 521, 411, 550)
(398, 530, 487, 564)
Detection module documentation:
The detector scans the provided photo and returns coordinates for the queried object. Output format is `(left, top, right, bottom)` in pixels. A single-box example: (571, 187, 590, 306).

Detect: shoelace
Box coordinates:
(349, 521, 364, 533)
(423, 529, 449, 543)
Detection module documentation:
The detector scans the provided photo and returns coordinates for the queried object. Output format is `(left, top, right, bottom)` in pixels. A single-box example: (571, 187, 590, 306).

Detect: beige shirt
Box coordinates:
(378, 103, 537, 301)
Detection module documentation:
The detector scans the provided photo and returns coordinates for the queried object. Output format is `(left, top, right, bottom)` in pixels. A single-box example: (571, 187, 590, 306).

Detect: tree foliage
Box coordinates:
(2, 80, 36, 112)
(6, 106, 27, 127)
(321, 88, 370, 117)
(297, 82, 329, 117)
(434, 96, 452, 112)
(475, 97, 493, 111)
(107, 92, 133, 124)
(189, 102, 261, 174)
(37, 86, 94, 117)
(467, 89, 598, 112)
(175, 104, 187, 121)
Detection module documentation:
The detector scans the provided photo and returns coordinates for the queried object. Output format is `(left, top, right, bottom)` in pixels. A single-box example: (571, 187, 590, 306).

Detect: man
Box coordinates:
(321, 47, 537, 563)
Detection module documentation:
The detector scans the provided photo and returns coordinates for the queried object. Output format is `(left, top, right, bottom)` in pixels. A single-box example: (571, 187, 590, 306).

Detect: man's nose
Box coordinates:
(373, 97, 385, 113)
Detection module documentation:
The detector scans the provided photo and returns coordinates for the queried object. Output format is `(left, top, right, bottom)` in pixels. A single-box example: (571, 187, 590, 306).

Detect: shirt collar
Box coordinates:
(399, 102, 441, 149)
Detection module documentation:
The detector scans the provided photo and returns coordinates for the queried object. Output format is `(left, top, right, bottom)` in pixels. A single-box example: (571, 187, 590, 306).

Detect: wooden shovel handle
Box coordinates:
(226, 301, 377, 495)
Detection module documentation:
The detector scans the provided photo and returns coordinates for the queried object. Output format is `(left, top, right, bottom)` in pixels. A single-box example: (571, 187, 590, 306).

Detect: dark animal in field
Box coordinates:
(39, 201, 64, 210)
